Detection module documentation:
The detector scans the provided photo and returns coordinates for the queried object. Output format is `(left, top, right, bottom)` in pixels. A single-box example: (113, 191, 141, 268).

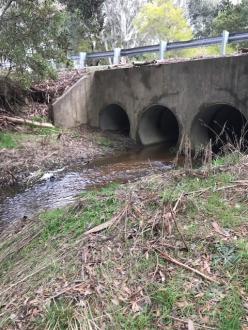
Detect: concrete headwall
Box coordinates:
(53, 75, 92, 128)
(53, 54, 248, 147)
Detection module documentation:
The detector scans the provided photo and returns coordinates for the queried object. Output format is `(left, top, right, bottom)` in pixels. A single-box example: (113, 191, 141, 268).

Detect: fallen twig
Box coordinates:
(155, 248, 219, 284)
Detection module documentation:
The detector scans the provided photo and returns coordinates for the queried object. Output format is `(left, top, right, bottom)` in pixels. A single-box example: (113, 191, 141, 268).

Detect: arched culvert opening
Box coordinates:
(191, 104, 248, 151)
(138, 105, 179, 146)
(99, 104, 130, 135)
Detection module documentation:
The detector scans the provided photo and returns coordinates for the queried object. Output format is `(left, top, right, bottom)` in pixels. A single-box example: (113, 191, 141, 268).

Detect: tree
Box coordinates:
(135, 0, 192, 44)
(0, 0, 68, 112)
(0, 0, 67, 85)
(100, 0, 147, 50)
(187, 0, 220, 37)
(213, 0, 248, 34)
(60, 0, 104, 20)
(60, 0, 105, 52)
(186, 0, 235, 37)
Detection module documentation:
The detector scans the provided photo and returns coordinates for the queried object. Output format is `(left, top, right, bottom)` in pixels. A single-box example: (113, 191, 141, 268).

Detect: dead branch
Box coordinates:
(132, 60, 157, 67)
(155, 248, 220, 284)
(170, 208, 189, 251)
(0, 115, 54, 128)
(84, 205, 128, 236)
(169, 316, 217, 330)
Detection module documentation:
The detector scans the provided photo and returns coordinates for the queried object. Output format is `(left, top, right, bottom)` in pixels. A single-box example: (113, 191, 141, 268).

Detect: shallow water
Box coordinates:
(0, 144, 180, 228)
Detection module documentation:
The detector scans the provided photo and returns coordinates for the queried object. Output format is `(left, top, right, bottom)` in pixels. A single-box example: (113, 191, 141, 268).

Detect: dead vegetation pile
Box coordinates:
(0, 69, 86, 128)
(0, 153, 247, 329)
(31, 69, 86, 104)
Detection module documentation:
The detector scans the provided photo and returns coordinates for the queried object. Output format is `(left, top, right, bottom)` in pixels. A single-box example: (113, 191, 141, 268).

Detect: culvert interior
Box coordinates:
(99, 104, 130, 135)
(191, 104, 248, 150)
(138, 105, 179, 146)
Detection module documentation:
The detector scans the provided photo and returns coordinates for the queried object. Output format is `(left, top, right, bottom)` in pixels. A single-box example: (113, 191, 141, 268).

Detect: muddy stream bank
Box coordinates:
(0, 144, 181, 230)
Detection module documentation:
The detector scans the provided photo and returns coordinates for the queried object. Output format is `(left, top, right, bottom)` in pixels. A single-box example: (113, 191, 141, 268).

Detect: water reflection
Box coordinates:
(0, 144, 179, 227)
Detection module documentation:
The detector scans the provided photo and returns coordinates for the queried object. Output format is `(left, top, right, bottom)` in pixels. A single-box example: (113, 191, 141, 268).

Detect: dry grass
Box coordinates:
(0, 155, 248, 329)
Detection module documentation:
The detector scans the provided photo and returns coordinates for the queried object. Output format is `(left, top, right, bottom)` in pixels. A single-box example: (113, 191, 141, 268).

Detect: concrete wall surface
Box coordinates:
(53, 54, 248, 147)
(53, 75, 92, 128)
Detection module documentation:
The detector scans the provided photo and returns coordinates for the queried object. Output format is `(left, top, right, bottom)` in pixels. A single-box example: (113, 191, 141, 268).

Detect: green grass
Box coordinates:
(202, 193, 247, 228)
(0, 132, 17, 149)
(113, 309, 154, 330)
(31, 115, 48, 123)
(162, 172, 235, 204)
(30, 126, 60, 136)
(37, 300, 78, 330)
(213, 152, 242, 167)
(153, 286, 180, 319)
(219, 290, 245, 330)
(41, 185, 120, 240)
(1, 153, 247, 329)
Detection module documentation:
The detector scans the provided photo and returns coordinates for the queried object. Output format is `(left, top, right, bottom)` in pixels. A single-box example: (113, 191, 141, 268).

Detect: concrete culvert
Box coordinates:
(100, 104, 130, 135)
(138, 105, 179, 146)
(191, 104, 248, 151)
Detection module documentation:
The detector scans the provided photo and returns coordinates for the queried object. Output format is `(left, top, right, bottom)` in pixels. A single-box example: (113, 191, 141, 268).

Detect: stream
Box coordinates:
(0, 144, 181, 230)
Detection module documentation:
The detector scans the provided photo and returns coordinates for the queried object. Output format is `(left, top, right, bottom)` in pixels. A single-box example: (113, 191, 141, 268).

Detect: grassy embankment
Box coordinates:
(0, 150, 247, 329)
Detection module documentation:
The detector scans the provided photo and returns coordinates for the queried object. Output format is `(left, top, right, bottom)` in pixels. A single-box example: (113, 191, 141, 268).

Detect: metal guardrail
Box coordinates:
(72, 31, 248, 68)
(1, 31, 248, 70)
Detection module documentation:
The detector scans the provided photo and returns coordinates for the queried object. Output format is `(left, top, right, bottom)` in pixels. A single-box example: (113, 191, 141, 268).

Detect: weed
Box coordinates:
(96, 136, 113, 147)
(212, 242, 239, 268)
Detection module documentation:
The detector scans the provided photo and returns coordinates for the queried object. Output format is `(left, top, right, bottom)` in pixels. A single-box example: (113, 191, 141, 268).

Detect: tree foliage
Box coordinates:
(213, 0, 248, 34)
(187, 0, 220, 37)
(135, 0, 192, 44)
(60, 0, 105, 51)
(0, 0, 67, 86)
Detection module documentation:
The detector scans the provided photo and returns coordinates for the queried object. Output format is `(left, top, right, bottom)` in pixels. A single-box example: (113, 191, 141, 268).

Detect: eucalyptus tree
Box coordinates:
(0, 0, 67, 86)
(100, 0, 147, 50)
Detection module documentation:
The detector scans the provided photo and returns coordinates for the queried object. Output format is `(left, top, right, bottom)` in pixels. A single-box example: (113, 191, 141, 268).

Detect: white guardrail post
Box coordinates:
(221, 30, 229, 56)
(159, 41, 168, 60)
(113, 48, 121, 65)
(79, 52, 87, 68)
